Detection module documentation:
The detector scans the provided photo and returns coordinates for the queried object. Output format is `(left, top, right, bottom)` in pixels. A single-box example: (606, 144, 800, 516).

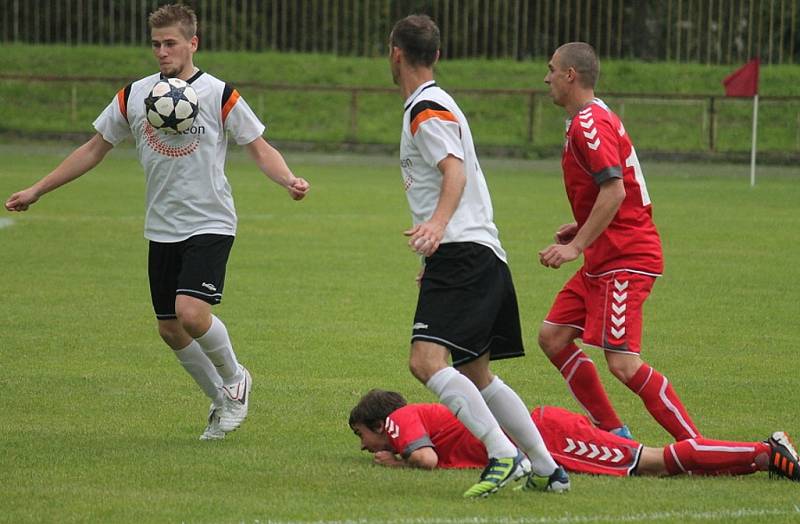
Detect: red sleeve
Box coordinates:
(385, 406, 434, 458)
(571, 106, 623, 185)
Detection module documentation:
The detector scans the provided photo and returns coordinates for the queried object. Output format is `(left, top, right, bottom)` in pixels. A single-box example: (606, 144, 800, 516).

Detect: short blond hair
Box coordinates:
(148, 3, 197, 40)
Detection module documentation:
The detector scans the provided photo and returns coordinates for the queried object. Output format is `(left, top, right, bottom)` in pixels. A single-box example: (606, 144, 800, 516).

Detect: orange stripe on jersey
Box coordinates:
(410, 109, 458, 136)
(221, 89, 240, 123)
(116, 88, 128, 120)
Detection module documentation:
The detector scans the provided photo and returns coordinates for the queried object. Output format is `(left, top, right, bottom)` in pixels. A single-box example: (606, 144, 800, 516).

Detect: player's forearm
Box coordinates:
(33, 135, 110, 197)
(570, 179, 625, 252)
(248, 138, 297, 188)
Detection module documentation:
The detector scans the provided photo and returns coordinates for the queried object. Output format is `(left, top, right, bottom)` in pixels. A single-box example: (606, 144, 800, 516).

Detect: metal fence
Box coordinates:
(2, 73, 799, 157)
(1, 0, 798, 64)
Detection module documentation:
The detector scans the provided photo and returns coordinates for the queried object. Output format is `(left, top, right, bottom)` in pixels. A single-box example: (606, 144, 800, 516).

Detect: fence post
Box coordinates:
(348, 89, 358, 142)
(708, 96, 716, 152)
(71, 83, 78, 123)
(527, 91, 535, 144)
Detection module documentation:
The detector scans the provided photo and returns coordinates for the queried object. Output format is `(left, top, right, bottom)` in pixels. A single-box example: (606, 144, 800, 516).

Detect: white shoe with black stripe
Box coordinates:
(219, 365, 251, 433)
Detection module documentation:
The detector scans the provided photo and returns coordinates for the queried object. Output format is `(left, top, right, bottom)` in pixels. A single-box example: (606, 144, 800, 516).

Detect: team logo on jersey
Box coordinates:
(578, 108, 601, 151)
(142, 121, 200, 158)
(402, 172, 414, 191)
(384, 417, 400, 439)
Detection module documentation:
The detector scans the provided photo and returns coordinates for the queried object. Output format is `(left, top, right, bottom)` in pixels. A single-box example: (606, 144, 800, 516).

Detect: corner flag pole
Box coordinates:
(722, 58, 760, 186)
(749, 94, 758, 187)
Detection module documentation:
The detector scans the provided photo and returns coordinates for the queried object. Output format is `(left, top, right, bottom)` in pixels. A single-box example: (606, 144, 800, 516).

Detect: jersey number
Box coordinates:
(625, 147, 651, 206)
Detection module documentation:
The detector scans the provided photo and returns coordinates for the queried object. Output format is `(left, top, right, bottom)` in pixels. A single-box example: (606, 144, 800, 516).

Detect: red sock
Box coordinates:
(626, 364, 700, 441)
(550, 344, 623, 431)
(663, 438, 770, 476)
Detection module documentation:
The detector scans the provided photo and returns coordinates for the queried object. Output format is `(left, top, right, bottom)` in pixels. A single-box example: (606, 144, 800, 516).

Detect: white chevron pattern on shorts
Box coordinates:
(609, 278, 629, 341)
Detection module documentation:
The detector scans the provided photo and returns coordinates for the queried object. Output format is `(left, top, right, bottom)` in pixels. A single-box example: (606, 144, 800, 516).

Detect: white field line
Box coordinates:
(243, 506, 800, 524)
(0, 217, 14, 229)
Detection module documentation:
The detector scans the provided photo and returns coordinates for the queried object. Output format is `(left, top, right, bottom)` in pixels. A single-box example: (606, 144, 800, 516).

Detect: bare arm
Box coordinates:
(244, 136, 310, 200)
(5, 133, 113, 212)
(404, 154, 465, 257)
(373, 447, 439, 470)
(538, 177, 625, 269)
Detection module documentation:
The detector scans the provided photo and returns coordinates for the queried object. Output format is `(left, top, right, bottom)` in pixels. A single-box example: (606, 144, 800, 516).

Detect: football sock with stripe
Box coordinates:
(550, 344, 623, 431)
(626, 363, 700, 441)
(426, 367, 517, 459)
(481, 376, 559, 475)
(663, 438, 770, 476)
(195, 315, 243, 386)
(174, 340, 224, 406)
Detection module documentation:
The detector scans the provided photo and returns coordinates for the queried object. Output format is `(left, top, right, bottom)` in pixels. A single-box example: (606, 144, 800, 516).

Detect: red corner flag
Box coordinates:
(723, 59, 759, 97)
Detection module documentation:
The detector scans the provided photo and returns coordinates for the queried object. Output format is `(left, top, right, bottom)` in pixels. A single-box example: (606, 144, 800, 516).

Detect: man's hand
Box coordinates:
(287, 177, 310, 200)
(373, 451, 405, 467)
(538, 243, 581, 269)
(5, 187, 40, 212)
(554, 222, 578, 244)
(404, 220, 445, 257)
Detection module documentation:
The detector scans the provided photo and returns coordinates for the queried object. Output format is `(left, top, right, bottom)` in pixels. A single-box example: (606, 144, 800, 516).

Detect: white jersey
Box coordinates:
(93, 70, 265, 242)
(400, 81, 506, 262)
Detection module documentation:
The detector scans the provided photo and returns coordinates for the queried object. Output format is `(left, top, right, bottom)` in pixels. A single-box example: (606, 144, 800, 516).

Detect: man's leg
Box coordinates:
(176, 295, 250, 433)
(410, 341, 517, 459)
(607, 352, 700, 441)
(459, 353, 558, 477)
(661, 438, 771, 476)
(409, 341, 527, 497)
(540, 323, 624, 432)
(159, 318, 224, 405)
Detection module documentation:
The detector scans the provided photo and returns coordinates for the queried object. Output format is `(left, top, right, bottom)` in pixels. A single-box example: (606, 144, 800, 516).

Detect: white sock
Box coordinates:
(174, 340, 223, 406)
(481, 376, 558, 475)
(426, 367, 517, 459)
(195, 315, 243, 385)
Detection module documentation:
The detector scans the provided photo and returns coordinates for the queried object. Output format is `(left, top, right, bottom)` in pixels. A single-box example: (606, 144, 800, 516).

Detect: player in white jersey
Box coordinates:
(389, 14, 568, 498)
(5, 4, 310, 440)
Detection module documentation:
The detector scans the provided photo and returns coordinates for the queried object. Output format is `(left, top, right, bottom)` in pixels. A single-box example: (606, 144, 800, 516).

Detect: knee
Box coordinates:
(175, 303, 211, 337)
(606, 355, 642, 383)
(538, 325, 570, 358)
(409, 356, 435, 384)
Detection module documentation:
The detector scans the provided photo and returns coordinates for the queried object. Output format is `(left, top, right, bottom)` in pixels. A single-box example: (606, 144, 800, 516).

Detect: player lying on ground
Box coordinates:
(349, 390, 800, 481)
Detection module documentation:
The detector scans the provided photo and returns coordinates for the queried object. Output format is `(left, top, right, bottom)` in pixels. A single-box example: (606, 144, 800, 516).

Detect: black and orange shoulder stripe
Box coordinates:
(221, 83, 240, 123)
(116, 83, 133, 122)
(409, 100, 458, 136)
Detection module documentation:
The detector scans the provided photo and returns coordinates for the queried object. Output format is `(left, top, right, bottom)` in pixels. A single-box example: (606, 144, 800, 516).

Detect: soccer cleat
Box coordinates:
(463, 451, 529, 498)
(517, 466, 571, 493)
(610, 425, 634, 440)
(199, 404, 225, 441)
(218, 365, 252, 433)
(768, 431, 800, 481)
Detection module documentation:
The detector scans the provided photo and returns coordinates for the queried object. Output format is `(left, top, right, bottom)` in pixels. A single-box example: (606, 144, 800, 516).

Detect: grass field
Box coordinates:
(1, 142, 799, 523)
(2, 45, 800, 154)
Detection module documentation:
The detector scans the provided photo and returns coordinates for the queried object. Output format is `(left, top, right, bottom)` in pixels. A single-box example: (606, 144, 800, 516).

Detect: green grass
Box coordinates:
(1, 143, 799, 522)
(1, 44, 799, 153)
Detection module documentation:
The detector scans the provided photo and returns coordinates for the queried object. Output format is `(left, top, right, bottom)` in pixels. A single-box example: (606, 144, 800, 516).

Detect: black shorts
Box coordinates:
(411, 242, 525, 367)
(148, 234, 235, 320)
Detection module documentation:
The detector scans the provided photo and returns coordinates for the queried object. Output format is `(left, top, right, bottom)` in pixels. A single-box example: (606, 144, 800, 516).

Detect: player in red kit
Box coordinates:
(348, 390, 800, 482)
(537, 42, 699, 442)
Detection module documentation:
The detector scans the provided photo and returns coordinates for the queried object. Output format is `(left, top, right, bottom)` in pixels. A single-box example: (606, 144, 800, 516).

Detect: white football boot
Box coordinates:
(219, 365, 252, 433)
(199, 404, 225, 441)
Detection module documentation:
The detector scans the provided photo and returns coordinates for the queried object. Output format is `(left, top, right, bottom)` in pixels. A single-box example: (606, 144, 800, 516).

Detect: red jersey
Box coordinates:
(562, 99, 663, 276)
(385, 403, 642, 476)
(385, 404, 488, 469)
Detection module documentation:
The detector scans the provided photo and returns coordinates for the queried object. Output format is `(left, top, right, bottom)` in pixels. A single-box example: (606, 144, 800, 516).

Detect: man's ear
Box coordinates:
(566, 66, 577, 83)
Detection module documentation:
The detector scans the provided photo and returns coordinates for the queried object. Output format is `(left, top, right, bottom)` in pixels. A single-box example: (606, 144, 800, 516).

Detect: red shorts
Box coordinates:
(544, 269, 655, 354)
(532, 406, 642, 476)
